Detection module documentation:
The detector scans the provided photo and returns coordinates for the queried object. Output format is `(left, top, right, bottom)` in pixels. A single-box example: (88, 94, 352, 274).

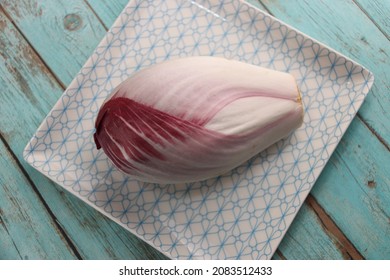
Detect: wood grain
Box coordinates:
(354, 0, 390, 38)
(305, 195, 363, 259)
(0, 137, 77, 259)
(312, 117, 390, 259)
(2, 0, 107, 86)
(0, 6, 166, 260)
(275, 203, 346, 259)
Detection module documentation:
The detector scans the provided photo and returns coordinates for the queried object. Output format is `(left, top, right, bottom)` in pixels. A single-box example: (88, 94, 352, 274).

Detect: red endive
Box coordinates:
(94, 56, 303, 183)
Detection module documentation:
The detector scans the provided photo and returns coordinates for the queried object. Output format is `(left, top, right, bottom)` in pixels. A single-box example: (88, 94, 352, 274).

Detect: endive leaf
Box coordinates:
(94, 56, 303, 183)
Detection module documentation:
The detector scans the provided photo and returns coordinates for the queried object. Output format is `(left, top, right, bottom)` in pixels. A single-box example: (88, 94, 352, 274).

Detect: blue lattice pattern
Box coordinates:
(24, 0, 373, 259)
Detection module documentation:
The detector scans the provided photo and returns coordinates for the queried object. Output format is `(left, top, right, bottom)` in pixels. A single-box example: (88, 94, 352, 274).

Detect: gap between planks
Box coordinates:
(0, 212, 23, 259)
(357, 113, 390, 152)
(0, 133, 83, 259)
(0, 6, 83, 259)
(83, 0, 109, 31)
(306, 194, 365, 260)
(0, 4, 67, 90)
(352, 0, 390, 41)
(1, 0, 123, 258)
(274, 249, 287, 260)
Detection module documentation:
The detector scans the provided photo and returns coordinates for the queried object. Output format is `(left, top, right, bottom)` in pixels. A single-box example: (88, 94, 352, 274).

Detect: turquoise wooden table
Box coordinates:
(0, 0, 389, 260)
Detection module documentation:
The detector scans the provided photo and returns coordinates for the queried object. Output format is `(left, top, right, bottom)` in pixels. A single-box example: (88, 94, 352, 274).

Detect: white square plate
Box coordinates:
(24, 0, 374, 259)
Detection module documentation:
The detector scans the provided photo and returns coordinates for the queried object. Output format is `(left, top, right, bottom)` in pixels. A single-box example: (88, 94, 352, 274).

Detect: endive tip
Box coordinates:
(296, 84, 305, 125)
(297, 86, 302, 104)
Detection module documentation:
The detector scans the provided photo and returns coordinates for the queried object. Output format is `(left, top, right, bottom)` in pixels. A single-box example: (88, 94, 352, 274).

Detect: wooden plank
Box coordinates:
(260, 0, 390, 148)
(0, 8, 165, 260)
(0, 138, 77, 259)
(311, 117, 390, 259)
(1, 0, 107, 86)
(354, 0, 390, 38)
